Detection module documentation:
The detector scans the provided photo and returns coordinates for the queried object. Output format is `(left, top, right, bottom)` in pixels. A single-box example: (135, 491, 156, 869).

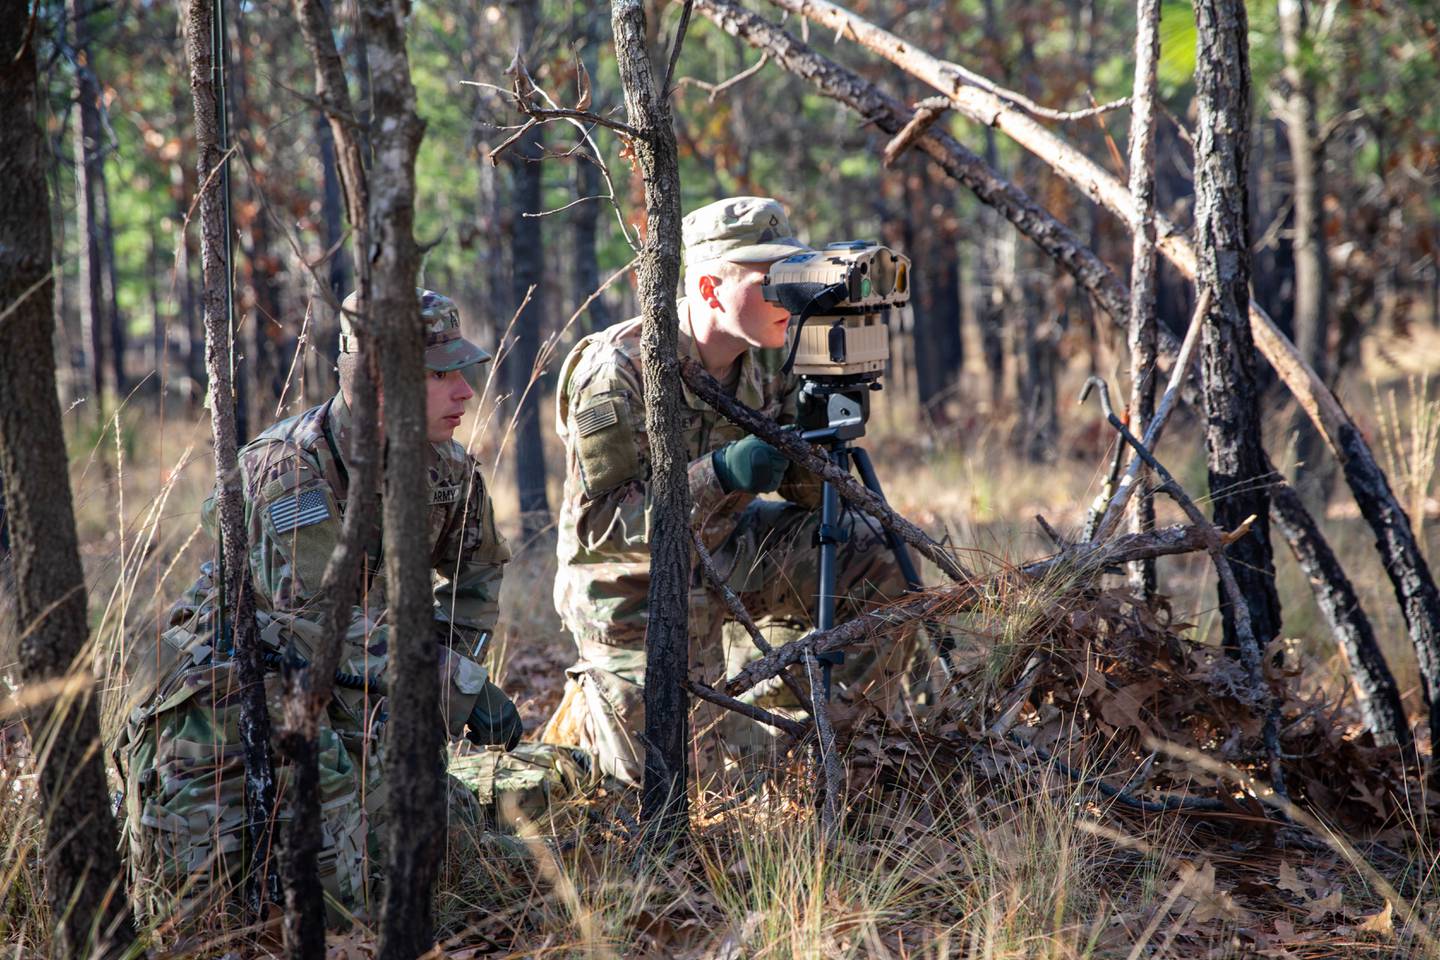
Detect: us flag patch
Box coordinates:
(268, 488, 331, 533)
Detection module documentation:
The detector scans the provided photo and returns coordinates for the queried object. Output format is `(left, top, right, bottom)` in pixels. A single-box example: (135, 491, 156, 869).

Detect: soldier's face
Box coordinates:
(709, 262, 791, 350)
(425, 368, 475, 443)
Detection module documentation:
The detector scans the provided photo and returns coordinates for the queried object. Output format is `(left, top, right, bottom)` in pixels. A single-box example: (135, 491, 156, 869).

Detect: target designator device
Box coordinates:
(763, 241, 911, 378)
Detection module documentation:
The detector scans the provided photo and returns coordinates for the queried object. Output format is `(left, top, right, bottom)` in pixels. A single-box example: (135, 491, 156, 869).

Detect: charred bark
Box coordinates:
(1269, 477, 1409, 749)
(612, 0, 692, 842)
(573, 6, 613, 334)
(1194, 0, 1283, 655)
(184, 0, 279, 914)
(0, 6, 136, 953)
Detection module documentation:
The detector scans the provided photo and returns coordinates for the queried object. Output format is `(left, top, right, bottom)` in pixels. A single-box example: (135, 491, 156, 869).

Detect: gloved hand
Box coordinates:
(464, 680, 523, 750)
(712, 435, 789, 493)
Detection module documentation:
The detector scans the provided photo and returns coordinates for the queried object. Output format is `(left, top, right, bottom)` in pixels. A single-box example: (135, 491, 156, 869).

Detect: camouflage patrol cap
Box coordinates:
(339, 288, 492, 371)
(682, 196, 811, 264)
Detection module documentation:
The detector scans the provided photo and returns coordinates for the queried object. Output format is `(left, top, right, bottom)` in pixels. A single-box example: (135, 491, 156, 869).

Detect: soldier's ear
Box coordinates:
(697, 274, 722, 309)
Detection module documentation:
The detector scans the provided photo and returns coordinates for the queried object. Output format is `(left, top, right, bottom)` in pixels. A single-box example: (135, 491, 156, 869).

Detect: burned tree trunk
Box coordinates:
(1193, 0, 1283, 654)
(355, 0, 438, 954)
(0, 6, 135, 954)
(612, 0, 692, 842)
(1126, 0, 1161, 598)
(1269, 478, 1409, 749)
(183, 0, 278, 913)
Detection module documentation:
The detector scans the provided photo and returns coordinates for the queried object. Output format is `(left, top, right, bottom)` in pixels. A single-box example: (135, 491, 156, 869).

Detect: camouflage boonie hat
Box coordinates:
(339, 288, 492, 371)
(682, 196, 811, 264)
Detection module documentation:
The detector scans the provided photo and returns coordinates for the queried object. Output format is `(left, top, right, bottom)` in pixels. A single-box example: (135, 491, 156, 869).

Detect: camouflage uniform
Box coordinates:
(541, 198, 912, 784)
(117, 290, 512, 925)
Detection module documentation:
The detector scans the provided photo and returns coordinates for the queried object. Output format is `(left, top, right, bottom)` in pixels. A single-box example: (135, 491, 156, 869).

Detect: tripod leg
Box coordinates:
(850, 447, 958, 670)
(815, 447, 850, 697)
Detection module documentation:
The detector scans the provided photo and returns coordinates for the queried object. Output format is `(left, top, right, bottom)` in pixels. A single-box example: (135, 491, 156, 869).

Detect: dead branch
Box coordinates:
(690, 529, 812, 713)
(679, 357, 970, 584)
(882, 96, 948, 167)
(803, 648, 842, 834)
(725, 523, 1216, 698)
(1089, 288, 1211, 543)
(685, 680, 808, 738)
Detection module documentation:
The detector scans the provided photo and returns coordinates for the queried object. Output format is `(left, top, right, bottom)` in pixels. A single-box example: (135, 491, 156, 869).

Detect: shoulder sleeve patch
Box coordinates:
(268, 488, 332, 534)
(574, 399, 620, 438)
(572, 393, 641, 497)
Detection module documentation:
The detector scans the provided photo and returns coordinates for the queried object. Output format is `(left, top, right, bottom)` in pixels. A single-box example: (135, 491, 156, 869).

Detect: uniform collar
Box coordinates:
(677, 298, 766, 413)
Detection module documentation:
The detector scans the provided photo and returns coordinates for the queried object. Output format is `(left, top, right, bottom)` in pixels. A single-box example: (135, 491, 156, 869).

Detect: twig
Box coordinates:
(882, 96, 948, 167)
(675, 52, 769, 102)
(987, 654, 1045, 737)
(1034, 514, 1071, 551)
(679, 357, 970, 584)
(690, 530, 812, 712)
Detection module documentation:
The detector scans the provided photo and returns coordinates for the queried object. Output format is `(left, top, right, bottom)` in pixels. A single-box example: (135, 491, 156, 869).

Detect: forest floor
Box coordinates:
(3, 322, 1440, 957)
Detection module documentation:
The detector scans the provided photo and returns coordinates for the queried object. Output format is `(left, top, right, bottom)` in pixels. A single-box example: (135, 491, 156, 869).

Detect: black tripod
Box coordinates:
(794, 376, 940, 697)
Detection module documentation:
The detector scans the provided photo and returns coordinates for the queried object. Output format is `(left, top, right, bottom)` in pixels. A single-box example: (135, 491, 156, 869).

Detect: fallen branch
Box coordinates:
(679, 356, 970, 584)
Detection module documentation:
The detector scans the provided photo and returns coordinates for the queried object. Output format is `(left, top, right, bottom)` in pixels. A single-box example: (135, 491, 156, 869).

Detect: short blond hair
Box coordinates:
(683, 257, 759, 298)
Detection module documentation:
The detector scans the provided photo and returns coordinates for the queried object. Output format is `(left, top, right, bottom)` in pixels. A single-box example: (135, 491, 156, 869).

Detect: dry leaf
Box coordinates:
(1277, 860, 1308, 897)
(1304, 889, 1344, 922)
(1178, 860, 1244, 924)
(1356, 900, 1394, 937)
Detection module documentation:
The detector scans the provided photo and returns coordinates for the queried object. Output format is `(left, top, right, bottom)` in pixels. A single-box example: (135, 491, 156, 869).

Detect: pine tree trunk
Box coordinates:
(183, 0, 279, 913)
(1126, 0, 1161, 597)
(507, 0, 553, 542)
(71, 0, 110, 417)
(572, 7, 612, 334)
(0, 8, 135, 953)
(1193, 0, 1283, 654)
(612, 0, 692, 843)
(1279, 0, 1331, 497)
(355, 0, 438, 954)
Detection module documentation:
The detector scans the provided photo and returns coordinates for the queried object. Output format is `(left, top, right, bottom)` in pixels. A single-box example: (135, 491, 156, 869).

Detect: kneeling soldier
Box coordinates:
(542, 197, 913, 784)
(117, 290, 518, 926)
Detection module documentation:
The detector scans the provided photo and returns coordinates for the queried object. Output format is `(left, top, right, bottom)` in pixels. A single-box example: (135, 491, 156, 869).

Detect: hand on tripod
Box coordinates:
(712, 435, 790, 493)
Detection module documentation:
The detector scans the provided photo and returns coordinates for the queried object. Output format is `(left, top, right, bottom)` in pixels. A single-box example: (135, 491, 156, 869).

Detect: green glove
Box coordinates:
(465, 680, 523, 750)
(712, 435, 789, 493)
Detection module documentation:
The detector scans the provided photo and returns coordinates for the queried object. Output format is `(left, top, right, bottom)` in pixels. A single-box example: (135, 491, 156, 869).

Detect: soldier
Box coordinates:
(116, 289, 521, 926)
(541, 197, 912, 784)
